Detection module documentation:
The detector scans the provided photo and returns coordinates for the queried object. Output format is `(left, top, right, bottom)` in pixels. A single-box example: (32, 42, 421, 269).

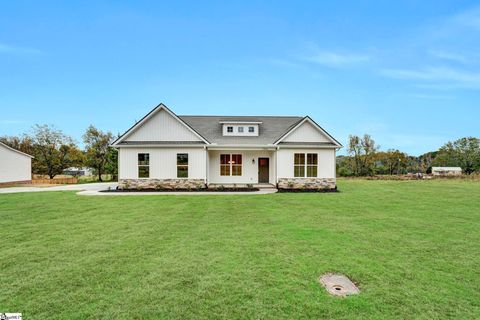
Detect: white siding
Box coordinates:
(208, 150, 275, 184)
(283, 121, 331, 143)
(125, 109, 202, 142)
(119, 147, 207, 180)
(276, 148, 336, 179)
(0, 144, 32, 183)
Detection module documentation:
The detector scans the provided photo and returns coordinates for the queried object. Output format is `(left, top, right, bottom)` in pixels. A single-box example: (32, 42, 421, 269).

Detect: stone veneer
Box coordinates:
(118, 179, 206, 190)
(277, 178, 336, 190)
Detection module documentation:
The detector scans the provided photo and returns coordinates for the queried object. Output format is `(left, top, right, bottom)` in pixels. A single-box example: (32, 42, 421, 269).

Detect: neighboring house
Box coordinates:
(111, 103, 342, 190)
(432, 167, 462, 176)
(0, 142, 33, 185)
(63, 167, 94, 177)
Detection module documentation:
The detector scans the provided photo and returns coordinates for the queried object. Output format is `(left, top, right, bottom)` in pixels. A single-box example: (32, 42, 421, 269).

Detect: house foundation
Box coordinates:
(118, 179, 206, 190)
(277, 178, 336, 190)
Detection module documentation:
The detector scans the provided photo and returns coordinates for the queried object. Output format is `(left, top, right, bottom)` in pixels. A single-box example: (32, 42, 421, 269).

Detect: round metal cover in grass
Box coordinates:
(319, 274, 360, 297)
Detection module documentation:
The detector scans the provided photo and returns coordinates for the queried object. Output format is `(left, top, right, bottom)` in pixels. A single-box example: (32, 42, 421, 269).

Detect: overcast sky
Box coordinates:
(1, 1, 479, 155)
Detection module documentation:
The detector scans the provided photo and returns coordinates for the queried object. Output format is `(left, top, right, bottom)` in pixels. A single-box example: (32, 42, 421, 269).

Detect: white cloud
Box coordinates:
(0, 43, 43, 55)
(451, 6, 480, 30)
(380, 66, 480, 89)
(0, 120, 27, 124)
(304, 51, 370, 68)
(429, 50, 471, 64)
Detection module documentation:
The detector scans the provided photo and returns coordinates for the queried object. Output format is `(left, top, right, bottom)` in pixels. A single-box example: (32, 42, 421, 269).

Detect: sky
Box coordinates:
(1, 1, 479, 155)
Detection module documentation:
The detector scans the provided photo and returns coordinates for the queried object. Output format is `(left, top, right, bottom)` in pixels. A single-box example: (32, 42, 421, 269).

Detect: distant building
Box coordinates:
(0, 142, 33, 185)
(432, 167, 462, 176)
(63, 167, 94, 176)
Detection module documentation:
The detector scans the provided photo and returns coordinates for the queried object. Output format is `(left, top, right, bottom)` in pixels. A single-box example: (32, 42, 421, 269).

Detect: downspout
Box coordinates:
(204, 145, 208, 187)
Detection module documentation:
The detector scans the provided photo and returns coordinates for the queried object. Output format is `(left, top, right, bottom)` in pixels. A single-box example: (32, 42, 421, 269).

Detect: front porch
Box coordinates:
(206, 148, 276, 185)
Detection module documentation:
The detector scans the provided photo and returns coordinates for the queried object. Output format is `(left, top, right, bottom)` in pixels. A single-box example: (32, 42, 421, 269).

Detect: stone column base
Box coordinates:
(118, 179, 206, 190)
(277, 178, 336, 190)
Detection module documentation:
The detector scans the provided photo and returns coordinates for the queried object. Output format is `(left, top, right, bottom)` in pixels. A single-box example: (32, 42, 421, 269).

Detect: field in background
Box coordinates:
(0, 180, 479, 319)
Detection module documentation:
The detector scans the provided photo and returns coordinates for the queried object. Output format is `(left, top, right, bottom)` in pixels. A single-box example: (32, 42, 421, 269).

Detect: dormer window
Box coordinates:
(220, 121, 262, 136)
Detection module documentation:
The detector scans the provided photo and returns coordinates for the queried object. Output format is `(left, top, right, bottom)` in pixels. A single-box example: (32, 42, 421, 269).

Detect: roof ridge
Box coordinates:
(179, 115, 303, 118)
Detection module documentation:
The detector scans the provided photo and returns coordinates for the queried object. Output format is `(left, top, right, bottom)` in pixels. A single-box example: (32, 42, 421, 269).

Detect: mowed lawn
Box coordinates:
(1, 180, 479, 319)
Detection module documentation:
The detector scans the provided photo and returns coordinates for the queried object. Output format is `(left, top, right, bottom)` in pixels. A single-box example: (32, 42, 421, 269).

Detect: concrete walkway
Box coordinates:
(0, 182, 277, 196)
(77, 188, 278, 196)
(0, 182, 118, 194)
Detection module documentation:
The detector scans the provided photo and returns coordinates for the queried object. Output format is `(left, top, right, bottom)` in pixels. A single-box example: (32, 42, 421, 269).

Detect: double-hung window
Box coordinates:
(220, 154, 242, 176)
(294, 153, 318, 177)
(138, 153, 150, 178)
(227, 126, 233, 133)
(177, 153, 188, 178)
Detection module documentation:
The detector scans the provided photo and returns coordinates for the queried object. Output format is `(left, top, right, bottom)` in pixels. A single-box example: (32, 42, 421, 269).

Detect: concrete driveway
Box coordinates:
(0, 182, 118, 194)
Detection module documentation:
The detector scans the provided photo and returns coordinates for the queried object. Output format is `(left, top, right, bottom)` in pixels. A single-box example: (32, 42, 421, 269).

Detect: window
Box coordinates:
(220, 154, 230, 176)
(248, 126, 255, 133)
(227, 126, 233, 133)
(294, 153, 317, 177)
(177, 153, 188, 178)
(307, 153, 318, 177)
(294, 153, 305, 177)
(138, 153, 150, 178)
(231, 154, 242, 176)
(220, 154, 242, 176)
(238, 126, 244, 133)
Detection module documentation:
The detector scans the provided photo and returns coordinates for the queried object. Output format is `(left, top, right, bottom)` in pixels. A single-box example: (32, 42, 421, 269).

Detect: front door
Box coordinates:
(258, 158, 269, 183)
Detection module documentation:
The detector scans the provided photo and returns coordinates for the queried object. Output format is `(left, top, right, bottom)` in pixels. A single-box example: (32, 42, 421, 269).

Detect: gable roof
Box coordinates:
(111, 103, 210, 146)
(179, 115, 304, 145)
(273, 116, 342, 147)
(0, 142, 34, 158)
(112, 103, 341, 148)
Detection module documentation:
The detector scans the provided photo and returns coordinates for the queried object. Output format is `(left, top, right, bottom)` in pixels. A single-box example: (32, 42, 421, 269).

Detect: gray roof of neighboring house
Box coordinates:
(178, 115, 304, 145)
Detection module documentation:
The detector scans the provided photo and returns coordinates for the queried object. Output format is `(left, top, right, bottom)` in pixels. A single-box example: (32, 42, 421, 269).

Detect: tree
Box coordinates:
(347, 134, 379, 176)
(83, 125, 114, 182)
(29, 124, 84, 179)
(375, 149, 408, 175)
(0, 135, 35, 156)
(432, 137, 480, 174)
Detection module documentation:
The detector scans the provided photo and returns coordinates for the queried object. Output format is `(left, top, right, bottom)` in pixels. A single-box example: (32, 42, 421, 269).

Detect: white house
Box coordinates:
(111, 104, 342, 190)
(432, 167, 462, 176)
(0, 142, 33, 185)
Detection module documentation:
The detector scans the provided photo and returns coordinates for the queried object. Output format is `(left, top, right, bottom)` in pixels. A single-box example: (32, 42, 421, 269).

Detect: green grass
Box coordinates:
(1, 180, 479, 319)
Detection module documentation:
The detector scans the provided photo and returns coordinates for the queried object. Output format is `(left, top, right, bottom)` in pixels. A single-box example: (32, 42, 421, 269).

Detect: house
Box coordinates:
(432, 167, 462, 176)
(63, 167, 94, 177)
(111, 103, 342, 190)
(0, 142, 33, 185)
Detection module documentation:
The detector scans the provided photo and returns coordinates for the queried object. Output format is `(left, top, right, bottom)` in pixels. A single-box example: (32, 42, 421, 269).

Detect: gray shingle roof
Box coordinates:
(178, 116, 304, 145)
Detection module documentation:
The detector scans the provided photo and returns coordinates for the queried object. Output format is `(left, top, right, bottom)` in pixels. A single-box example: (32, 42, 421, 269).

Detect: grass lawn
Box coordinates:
(1, 180, 479, 319)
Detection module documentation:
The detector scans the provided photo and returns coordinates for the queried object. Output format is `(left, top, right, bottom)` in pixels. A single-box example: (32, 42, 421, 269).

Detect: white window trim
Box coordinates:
(294, 153, 318, 178)
(176, 153, 189, 179)
(220, 154, 243, 176)
(138, 153, 150, 179)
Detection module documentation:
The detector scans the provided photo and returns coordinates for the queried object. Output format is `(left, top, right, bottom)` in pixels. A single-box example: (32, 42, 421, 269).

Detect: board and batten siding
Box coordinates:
(276, 148, 336, 179)
(0, 144, 32, 183)
(124, 109, 202, 142)
(119, 148, 207, 180)
(283, 121, 331, 143)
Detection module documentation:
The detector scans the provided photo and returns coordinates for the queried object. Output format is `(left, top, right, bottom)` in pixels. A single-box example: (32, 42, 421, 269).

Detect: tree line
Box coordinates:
(0, 124, 118, 181)
(337, 134, 480, 176)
